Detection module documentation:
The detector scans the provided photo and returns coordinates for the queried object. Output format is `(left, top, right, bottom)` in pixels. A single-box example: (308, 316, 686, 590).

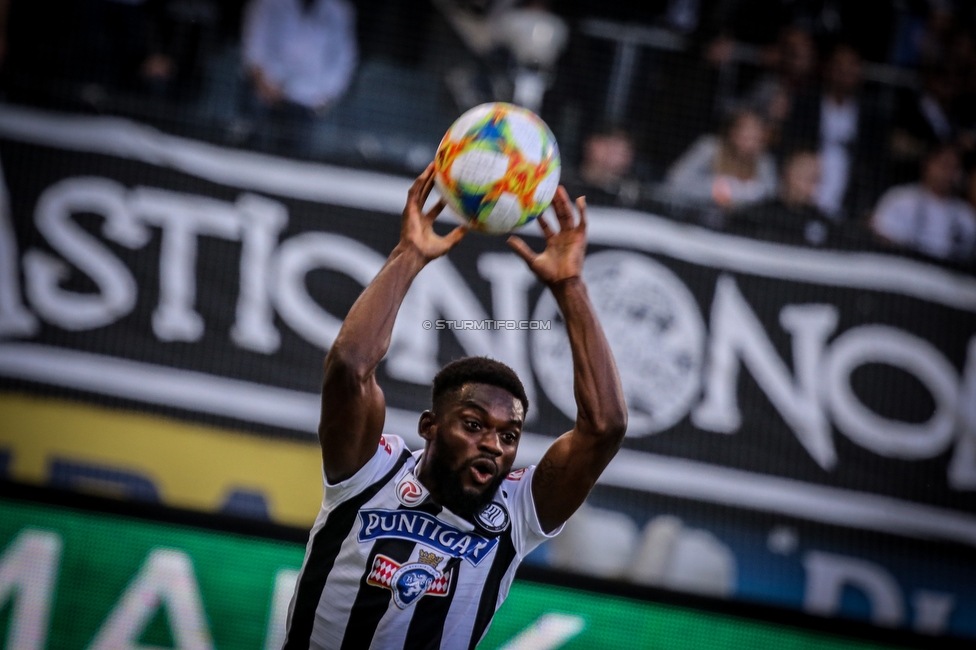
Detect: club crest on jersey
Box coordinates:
(395, 473, 428, 506)
(359, 509, 498, 566)
(366, 550, 452, 609)
(474, 502, 510, 533)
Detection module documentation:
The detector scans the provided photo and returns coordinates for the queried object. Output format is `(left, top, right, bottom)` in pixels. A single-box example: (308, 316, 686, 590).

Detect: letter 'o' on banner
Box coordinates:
(824, 325, 958, 459)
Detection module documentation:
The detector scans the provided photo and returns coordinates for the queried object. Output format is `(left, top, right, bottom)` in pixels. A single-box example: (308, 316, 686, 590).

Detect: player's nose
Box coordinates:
(478, 430, 503, 456)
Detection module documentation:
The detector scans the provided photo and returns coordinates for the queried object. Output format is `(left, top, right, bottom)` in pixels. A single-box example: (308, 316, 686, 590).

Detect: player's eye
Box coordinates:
(465, 420, 481, 431)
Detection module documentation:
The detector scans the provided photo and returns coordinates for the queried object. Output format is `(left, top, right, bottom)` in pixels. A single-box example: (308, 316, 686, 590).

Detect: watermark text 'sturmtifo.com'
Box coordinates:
(423, 320, 552, 331)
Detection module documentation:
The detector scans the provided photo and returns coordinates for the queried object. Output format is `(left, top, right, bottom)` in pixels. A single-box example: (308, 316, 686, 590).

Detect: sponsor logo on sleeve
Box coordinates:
(395, 473, 428, 506)
(475, 502, 510, 533)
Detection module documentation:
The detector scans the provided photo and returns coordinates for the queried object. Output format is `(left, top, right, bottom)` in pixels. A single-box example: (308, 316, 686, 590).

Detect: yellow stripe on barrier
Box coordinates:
(0, 392, 323, 527)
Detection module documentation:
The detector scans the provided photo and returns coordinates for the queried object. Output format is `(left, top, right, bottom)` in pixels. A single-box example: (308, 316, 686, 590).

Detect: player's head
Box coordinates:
(824, 44, 863, 98)
(922, 143, 960, 197)
(417, 357, 528, 517)
(432, 356, 529, 415)
(780, 149, 820, 206)
(582, 126, 635, 182)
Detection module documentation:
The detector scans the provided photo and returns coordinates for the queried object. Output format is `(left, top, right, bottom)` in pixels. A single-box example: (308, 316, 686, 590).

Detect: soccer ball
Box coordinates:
(434, 102, 561, 234)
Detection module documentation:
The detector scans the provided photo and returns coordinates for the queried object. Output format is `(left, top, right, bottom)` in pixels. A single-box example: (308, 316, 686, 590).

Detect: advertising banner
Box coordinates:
(0, 493, 913, 650)
(0, 103, 974, 640)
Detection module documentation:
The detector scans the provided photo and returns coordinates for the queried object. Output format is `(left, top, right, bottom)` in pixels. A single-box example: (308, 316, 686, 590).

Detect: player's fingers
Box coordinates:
(507, 235, 536, 263)
(537, 213, 556, 239)
(420, 167, 438, 207)
(576, 196, 587, 231)
(407, 163, 434, 203)
(409, 163, 435, 201)
(552, 186, 574, 230)
(443, 224, 468, 248)
(424, 198, 446, 223)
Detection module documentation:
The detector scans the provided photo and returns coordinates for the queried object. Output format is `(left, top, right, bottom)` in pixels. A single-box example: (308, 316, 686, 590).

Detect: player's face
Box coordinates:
(422, 383, 524, 514)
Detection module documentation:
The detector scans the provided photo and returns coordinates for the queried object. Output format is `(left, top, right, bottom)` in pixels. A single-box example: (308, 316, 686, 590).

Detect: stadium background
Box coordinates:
(1, 0, 975, 648)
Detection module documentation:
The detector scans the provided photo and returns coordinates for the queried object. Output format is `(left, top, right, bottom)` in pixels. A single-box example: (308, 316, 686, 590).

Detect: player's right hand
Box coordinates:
(508, 186, 587, 286)
(400, 163, 467, 262)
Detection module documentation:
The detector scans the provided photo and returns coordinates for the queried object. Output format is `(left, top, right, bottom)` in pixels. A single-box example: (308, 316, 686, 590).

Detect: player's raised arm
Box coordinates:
(319, 164, 467, 482)
(508, 188, 628, 533)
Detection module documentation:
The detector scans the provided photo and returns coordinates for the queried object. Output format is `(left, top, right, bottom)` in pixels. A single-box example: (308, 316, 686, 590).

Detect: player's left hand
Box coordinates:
(507, 186, 586, 286)
(400, 163, 468, 262)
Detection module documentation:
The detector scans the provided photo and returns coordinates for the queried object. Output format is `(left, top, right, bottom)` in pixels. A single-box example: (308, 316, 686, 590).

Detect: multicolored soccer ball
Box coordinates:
(434, 102, 561, 234)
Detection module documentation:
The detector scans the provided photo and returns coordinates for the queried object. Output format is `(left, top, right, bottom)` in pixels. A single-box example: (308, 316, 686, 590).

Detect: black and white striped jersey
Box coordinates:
(282, 434, 561, 650)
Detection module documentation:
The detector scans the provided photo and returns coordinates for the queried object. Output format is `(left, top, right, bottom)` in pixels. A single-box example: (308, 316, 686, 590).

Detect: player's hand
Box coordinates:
(400, 163, 467, 262)
(507, 186, 586, 286)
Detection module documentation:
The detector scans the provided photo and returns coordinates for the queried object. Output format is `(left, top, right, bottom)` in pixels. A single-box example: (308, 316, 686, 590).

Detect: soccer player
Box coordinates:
(282, 163, 627, 649)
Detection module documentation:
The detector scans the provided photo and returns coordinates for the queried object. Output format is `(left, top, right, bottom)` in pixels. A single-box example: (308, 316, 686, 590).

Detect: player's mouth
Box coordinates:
(468, 459, 497, 485)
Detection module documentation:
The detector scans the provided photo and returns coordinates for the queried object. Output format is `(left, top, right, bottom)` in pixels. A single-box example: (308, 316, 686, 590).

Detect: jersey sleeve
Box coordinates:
(321, 434, 407, 508)
(504, 465, 564, 557)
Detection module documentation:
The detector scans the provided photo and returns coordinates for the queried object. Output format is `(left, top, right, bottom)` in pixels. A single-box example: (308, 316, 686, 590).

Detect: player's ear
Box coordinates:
(418, 410, 436, 441)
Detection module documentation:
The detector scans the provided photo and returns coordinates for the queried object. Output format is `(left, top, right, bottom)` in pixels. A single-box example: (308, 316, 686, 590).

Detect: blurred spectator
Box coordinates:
(727, 149, 836, 247)
(889, 63, 960, 180)
(238, 0, 358, 151)
(664, 109, 777, 210)
(828, 1, 896, 65)
(435, 0, 567, 112)
(493, 1, 568, 112)
(948, 30, 976, 168)
(782, 44, 885, 220)
(703, 0, 794, 66)
(563, 128, 640, 207)
(871, 144, 976, 264)
(74, 0, 154, 94)
(813, 44, 863, 218)
(965, 169, 976, 258)
(744, 26, 817, 141)
(702, 0, 894, 64)
(71, 0, 219, 101)
(139, 0, 220, 99)
(891, 0, 955, 69)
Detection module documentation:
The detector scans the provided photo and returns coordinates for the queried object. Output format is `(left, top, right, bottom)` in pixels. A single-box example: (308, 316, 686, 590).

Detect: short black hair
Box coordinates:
(781, 147, 819, 171)
(721, 108, 765, 138)
(587, 124, 635, 144)
(924, 141, 959, 163)
(432, 356, 528, 415)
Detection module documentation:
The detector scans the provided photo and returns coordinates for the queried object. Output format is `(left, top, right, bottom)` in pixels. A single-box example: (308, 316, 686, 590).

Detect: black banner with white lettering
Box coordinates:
(1, 105, 974, 640)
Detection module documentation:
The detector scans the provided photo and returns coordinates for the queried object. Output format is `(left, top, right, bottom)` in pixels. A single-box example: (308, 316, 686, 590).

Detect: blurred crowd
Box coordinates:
(3, 0, 976, 270)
